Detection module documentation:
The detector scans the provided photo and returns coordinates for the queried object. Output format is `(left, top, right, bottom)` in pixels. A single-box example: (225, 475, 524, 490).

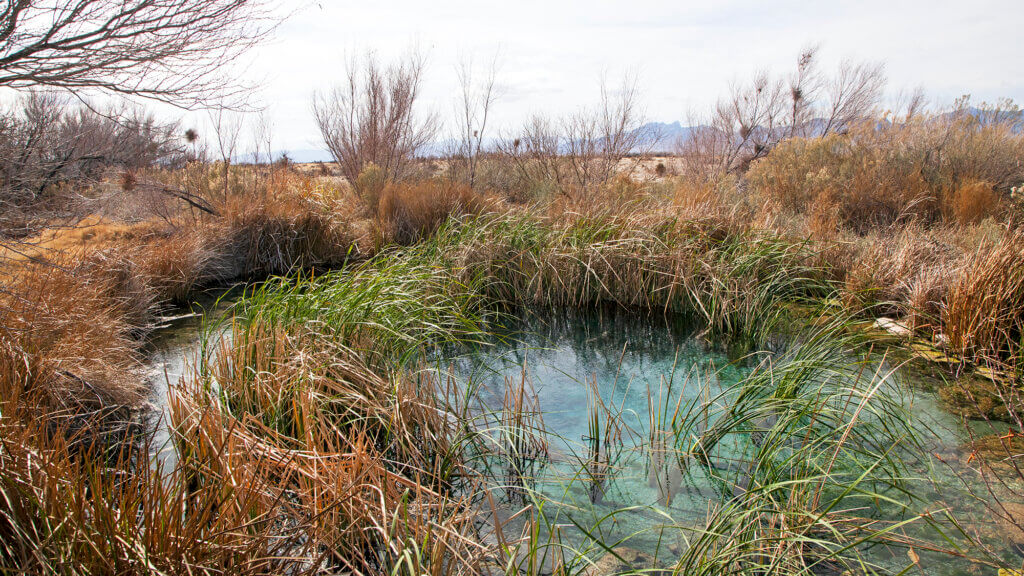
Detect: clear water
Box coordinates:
(144, 289, 236, 464)
(433, 307, 1023, 574)
(146, 300, 1023, 574)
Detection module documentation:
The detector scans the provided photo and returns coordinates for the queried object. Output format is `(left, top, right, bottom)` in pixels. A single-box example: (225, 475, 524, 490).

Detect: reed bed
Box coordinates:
(943, 228, 1024, 372)
(413, 211, 829, 351)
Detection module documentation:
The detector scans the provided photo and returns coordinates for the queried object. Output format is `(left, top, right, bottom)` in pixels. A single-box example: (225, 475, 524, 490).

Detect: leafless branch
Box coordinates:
(449, 52, 499, 189)
(0, 0, 282, 109)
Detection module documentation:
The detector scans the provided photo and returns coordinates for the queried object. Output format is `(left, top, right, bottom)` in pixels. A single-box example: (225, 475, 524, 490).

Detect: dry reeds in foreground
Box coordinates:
(170, 318, 486, 575)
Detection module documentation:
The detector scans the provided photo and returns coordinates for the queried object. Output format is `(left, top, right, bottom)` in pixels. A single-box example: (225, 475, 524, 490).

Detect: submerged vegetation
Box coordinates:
(2, 42, 1024, 576)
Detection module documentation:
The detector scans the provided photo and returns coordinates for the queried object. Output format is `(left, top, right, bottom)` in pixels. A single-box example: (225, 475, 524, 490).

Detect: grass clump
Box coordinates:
(376, 178, 484, 246)
(943, 227, 1024, 371)
(672, 319, 961, 574)
(416, 212, 828, 351)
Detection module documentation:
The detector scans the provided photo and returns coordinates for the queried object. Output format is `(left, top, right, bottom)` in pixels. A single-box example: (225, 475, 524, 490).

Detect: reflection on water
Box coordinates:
(435, 306, 1021, 573)
(146, 300, 1022, 573)
(144, 289, 236, 462)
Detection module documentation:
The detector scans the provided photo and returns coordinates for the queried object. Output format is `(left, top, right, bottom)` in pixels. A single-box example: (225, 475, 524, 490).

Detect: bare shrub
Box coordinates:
(680, 47, 884, 180)
(494, 114, 562, 201)
(313, 50, 438, 206)
(496, 75, 652, 202)
(0, 93, 181, 222)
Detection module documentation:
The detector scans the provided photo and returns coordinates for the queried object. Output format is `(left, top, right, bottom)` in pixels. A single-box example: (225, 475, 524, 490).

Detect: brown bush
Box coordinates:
(944, 179, 1000, 225)
(377, 179, 483, 245)
(0, 257, 145, 413)
(747, 132, 937, 233)
(747, 108, 1023, 233)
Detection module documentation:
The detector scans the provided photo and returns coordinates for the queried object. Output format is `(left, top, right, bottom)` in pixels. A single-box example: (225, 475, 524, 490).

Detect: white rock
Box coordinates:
(873, 317, 913, 338)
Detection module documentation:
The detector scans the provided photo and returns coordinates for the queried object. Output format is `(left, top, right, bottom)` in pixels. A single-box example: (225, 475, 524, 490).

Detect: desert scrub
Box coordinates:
(747, 108, 1021, 233)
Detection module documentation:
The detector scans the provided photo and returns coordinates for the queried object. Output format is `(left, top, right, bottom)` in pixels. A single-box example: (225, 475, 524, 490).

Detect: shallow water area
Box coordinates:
(144, 298, 1023, 574)
(435, 307, 1022, 574)
(144, 289, 237, 463)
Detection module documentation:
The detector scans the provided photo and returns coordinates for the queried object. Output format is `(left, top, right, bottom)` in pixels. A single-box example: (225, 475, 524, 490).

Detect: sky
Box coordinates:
(180, 0, 1023, 154)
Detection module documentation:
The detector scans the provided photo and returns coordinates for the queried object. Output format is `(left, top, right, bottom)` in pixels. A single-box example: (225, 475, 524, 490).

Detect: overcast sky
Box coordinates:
(183, 0, 1023, 153)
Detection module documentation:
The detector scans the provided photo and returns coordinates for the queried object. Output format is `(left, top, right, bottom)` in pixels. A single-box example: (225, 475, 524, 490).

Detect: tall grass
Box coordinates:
(943, 227, 1024, 371)
(415, 211, 829, 351)
(669, 317, 967, 574)
(230, 255, 489, 367)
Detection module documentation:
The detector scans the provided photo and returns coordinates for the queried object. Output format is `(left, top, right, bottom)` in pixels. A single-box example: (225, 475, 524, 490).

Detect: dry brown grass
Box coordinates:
(0, 370, 329, 576)
(944, 179, 1000, 225)
(0, 257, 147, 413)
(0, 169, 366, 414)
(169, 323, 485, 575)
(747, 113, 1020, 233)
(377, 178, 485, 245)
(839, 226, 960, 328)
(942, 227, 1024, 367)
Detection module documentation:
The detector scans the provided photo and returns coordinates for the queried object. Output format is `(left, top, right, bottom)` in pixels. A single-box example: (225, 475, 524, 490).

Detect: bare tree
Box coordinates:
(787, 46, 824, 138)
(0, 0, 281, 108)
(449, 53, 499, 189)
(313, 49, 439, 203)
(820, 59, 886, 136)
(679, 48, 886, 179)
(495, 113, 562, 199)
(681, 71, 787, 177)
(209, 106, 243, 202)
(498, 74, 650, 201)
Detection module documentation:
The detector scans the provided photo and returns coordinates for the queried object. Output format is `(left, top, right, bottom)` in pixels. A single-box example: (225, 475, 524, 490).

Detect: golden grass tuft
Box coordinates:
(944, 179, 1000, 225)
(942, 227, 1024, 367)
(377, 178, 484, 245)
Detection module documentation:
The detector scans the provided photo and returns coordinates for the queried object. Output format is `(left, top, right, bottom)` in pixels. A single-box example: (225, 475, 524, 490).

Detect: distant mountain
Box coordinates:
(632, 121, 694, 154)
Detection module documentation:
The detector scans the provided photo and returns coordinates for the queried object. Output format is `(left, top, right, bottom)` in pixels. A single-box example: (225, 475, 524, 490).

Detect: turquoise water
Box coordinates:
(436, 308, 747, 558)
(434, 306, 1022, 574)
(145, 299, 1023, 573)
